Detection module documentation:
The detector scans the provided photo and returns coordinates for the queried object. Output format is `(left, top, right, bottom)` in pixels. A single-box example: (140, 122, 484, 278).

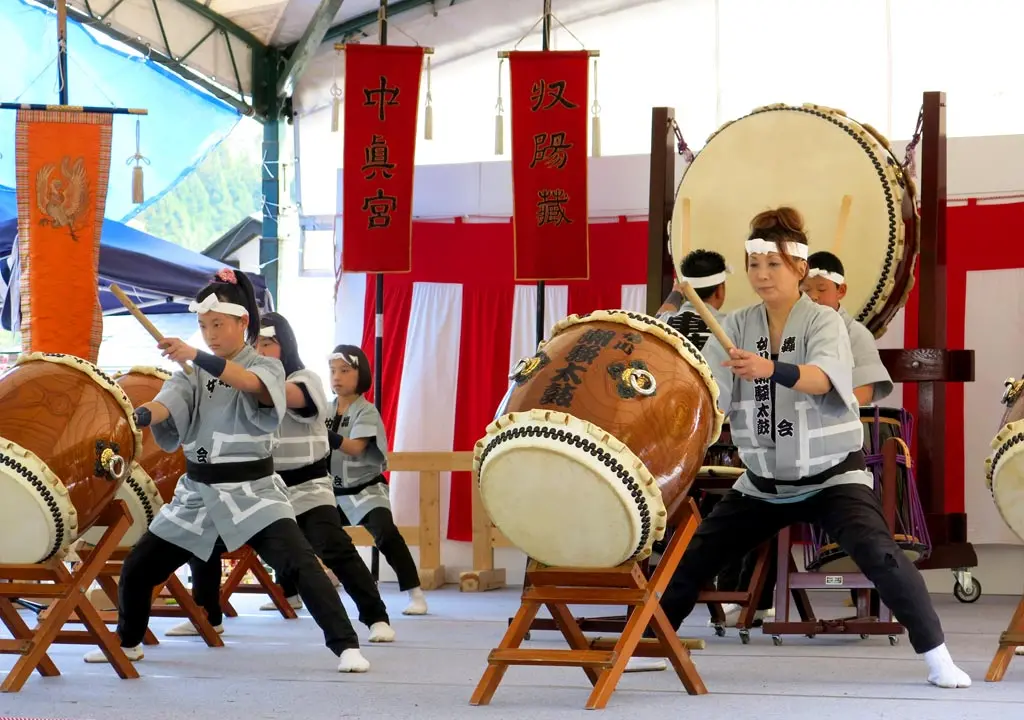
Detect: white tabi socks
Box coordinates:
(338, 647, 370, 673)
(923, 643, 971, 688)
(368, 621, 396, 642)
(403, 587, 428, 615)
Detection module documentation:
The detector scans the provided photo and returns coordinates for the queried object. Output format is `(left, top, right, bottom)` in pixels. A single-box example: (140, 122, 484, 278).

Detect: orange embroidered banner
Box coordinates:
(16, 110, 111, 362)
(341, 44, 425, 274)
(508, 51, 590, 281)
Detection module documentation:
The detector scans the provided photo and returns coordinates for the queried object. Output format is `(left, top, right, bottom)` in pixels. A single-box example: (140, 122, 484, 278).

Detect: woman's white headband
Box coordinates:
(681, 265, 733, 289)
(328, 352, 359, 367)
(188, 294, 248, 317)
(259, 326, 277, 338)
(745, 237, 809, 260)
(807, 268, 845, 285)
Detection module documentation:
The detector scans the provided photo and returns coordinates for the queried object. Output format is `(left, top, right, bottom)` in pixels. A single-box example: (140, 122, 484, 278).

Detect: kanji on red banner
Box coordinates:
(508, 50, 590, 281)
(342, 44, 425, 273)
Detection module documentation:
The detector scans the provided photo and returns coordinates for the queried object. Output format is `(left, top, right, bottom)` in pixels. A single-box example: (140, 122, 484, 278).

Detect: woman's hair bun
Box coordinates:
(750, 206, 806, 235)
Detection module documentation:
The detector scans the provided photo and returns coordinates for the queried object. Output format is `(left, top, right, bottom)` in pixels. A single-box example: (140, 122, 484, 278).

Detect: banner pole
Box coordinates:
(367, 0, 390, 582)
(533, 0, 553, 349)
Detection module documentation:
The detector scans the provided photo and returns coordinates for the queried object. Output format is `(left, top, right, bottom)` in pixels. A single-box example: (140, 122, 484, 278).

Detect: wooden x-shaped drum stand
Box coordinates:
(985, 598, 1024, 682)
(219, 546, 298, 620)
(0, 501, 138, 692)
(470, 498, 707, 710)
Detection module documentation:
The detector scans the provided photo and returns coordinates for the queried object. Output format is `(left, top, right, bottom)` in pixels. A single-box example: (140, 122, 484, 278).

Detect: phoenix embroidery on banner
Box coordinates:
(35, 156, 90, 242)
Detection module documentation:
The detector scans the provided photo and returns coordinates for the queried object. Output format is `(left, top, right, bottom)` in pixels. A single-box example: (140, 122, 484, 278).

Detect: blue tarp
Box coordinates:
(0, 0, 242, 221)
(0, 184, 268, 325)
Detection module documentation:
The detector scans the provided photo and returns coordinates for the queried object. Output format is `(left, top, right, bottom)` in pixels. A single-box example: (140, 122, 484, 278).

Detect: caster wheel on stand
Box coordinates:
(954, 577, 982, 603)
(713, 625, 726, 638)
(772, 635, 783, 646)
(739, 629, 750, 644)
(860, 634, 870, 640)
(888, 635, 899, 646)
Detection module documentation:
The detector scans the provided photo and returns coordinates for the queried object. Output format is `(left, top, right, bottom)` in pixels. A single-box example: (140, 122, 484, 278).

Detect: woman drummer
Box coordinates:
(657, 207, 970, 689)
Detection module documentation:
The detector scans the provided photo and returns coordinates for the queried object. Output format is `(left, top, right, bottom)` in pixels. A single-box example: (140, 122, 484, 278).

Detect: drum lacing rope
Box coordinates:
(902, 105, 925, 179)
(669, 118, 694, 163)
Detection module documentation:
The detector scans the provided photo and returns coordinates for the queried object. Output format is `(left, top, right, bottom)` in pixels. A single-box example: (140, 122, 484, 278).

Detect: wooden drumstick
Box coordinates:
(678, 280, 736, 352)
(832, 194, 853, 255)
(681, 197, 692, 254)
(109, 284, 193, 375)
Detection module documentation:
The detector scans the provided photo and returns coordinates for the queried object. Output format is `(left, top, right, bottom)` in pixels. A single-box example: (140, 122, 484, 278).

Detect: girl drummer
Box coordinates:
(170, 312, 398, 645)
(84, 268, 372, 673)
(267, 345, 427, 616)
(657, 207, 970, 689)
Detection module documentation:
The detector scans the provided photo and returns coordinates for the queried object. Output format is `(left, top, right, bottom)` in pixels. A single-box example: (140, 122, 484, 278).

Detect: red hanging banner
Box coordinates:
(342, 44, 424, 274)
(508, 50, 590, 281)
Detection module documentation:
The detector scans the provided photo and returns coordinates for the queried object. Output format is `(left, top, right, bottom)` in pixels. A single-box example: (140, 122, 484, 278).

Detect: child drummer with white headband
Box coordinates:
(656, 249, 732, 351)
(656, 207, 971, 689)
(83, 268, 371, 672)
(801, 251, 894, 406)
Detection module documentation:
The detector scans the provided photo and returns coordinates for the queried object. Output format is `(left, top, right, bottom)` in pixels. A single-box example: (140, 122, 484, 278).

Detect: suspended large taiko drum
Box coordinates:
(80, 366, 180, 547)
(670, 103, 919, 338)
(986, 375, 1024, 542)
(475, 310, 724, 568)
(0, 353, 142, 563)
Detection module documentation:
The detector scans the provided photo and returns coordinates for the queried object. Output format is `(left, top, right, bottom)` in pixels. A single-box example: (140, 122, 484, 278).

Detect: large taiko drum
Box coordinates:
(0, 353, 142, 563)
(80, 367, 180, 547)
(474, 310, 724, 568)
(986, 375, 1024, 541)
(670, 103, 919, 338)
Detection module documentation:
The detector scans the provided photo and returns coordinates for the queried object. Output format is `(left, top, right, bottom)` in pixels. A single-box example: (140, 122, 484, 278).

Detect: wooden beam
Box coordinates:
(915, 91, 948, 523)
(647, 108, 676, 316)
(278, 0, 348, 97)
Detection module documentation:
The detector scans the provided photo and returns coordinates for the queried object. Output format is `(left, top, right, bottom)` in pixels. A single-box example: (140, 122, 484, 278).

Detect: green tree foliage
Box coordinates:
(134, 122, 262, 252)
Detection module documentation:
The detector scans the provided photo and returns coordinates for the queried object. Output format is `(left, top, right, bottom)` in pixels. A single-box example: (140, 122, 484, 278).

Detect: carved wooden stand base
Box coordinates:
(470, 499, 708, 710)
(220, 546, 297, 620)
(0, 501, 138, 692)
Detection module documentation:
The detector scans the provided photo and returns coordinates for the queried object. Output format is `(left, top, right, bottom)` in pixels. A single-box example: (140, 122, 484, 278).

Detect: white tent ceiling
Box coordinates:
(59, 0, 642, 117)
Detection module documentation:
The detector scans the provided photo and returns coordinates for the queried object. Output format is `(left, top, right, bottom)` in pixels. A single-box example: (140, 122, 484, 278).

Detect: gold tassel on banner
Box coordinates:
(424, 55, 433, 140)
(494, 58, 505, 155)
(126, 118, 149, 204)
(591, 57, 602, 157)
(330, 45, 343, 133)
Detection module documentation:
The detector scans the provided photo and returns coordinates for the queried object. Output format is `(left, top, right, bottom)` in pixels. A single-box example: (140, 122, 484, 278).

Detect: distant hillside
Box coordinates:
(134, 120, 263, 253)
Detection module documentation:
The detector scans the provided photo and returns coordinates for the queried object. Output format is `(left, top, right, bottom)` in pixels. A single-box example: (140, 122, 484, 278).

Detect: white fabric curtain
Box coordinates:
(620, 284, 647, 314)
(389, 282, 464, 528)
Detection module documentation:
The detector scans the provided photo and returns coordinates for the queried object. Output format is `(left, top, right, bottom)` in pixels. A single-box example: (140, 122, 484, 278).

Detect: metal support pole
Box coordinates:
(57, 0, 69, 105)
(535, 0, 553, 347)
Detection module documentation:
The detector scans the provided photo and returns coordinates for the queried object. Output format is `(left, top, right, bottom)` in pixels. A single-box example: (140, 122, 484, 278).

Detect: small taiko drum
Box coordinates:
(986, 375, 1024, 542)
(475, 310, 724, 568)
(80, 366, 180, 547)
(0, 353, 142, 563)
(671, 103, 918, 338)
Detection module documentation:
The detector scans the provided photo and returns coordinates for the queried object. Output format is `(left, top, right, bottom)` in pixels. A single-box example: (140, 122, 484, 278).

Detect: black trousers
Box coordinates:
(118, 519, 360, 654)
(281, 506, 421, 595)
(660, 483, 944, 654)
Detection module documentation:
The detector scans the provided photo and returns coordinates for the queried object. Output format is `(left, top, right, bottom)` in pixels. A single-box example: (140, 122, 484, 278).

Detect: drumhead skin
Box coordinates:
(0, 438, 78, 563)
(475, 409, 666, 568)
(671, 103, 918, 337)
(987, 377, 1024, 542)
